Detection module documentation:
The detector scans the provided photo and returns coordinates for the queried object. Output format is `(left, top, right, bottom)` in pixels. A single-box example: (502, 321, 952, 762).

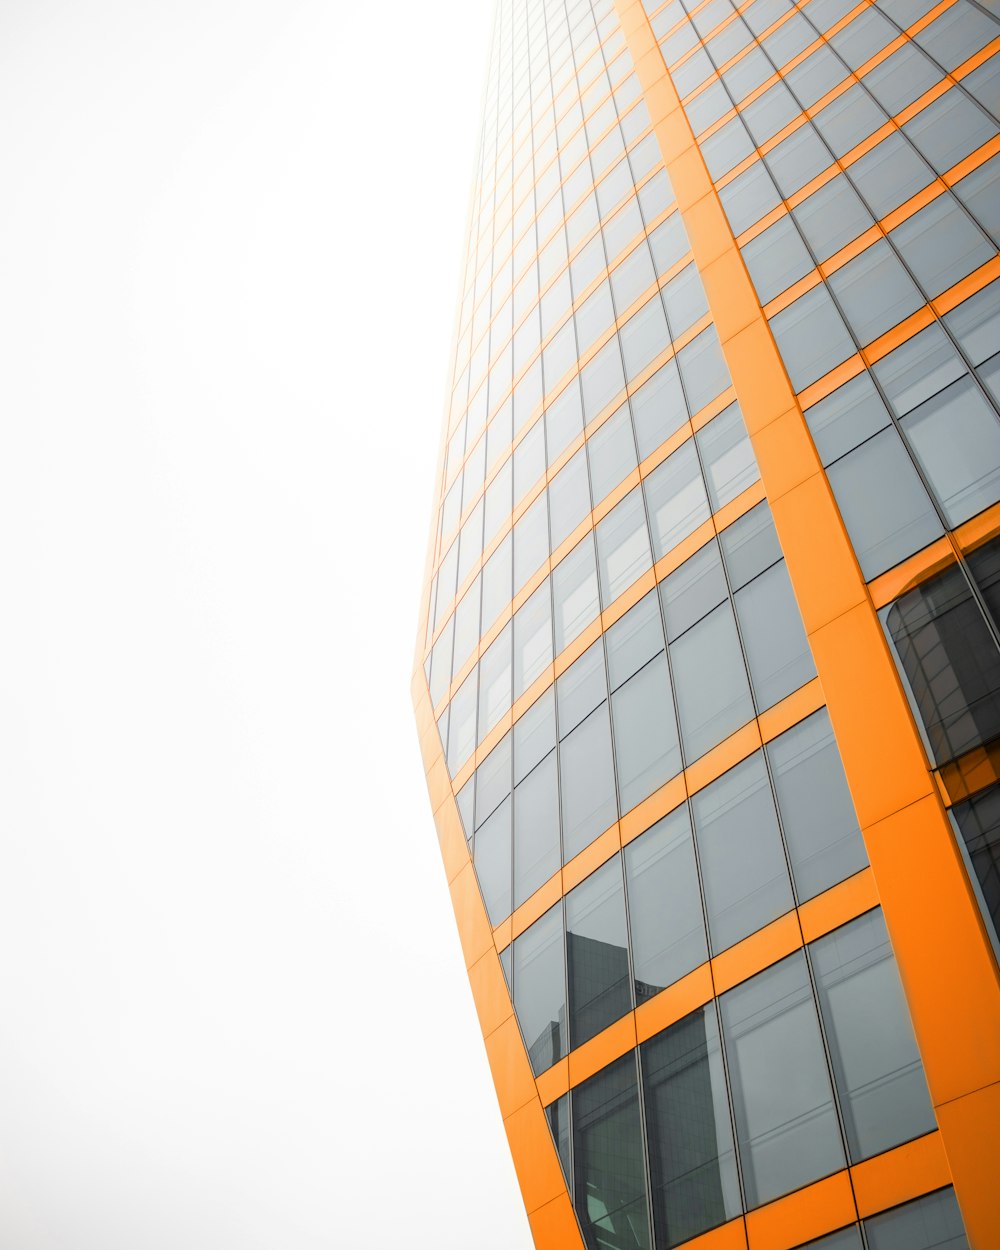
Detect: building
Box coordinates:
(412, 1, 1000, 1247)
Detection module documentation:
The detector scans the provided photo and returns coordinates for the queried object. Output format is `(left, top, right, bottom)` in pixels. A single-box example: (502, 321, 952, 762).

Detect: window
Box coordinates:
(513, 580, 553, 699)
(625, 807, 707, 998)
(597, 488, 653, 603)
(588, 403, 638, 505)
(513, 491, 549, 594)
(572, 1054, 651, 1250)
(793, 175, 874, 264)
(735, 560, 816, 710)
(641, 1006, 741, 1248)
(560, 701, 618, 861)
(644, 439, 711, 560)
(513, 904, 566, 1075)
(770, 284, 855, 391)
(721, 953, 845, 1207)
(672, 601, 755, 761)
(719, 160, 782, 236)
(553, 535, 600, 652)
(865, 1188, 970, 1250)
(567, 858, 632, 1046)
(612, 651, 681, 810)
(950, 782, 1000, 947)
(697, 403, 758, 509)
(661, 539, 728, 642)
(890, 193, 994, 300)
(478, 621, 513, 742)
(474, 795, 512, 925)
(691, 752, 795, 953)
(805, 372, 891, 467)
(630, 359, 689, 461)
(513, 749, 561, 907)
(828, 241, 923, 346)
(827, 427, 943, 580)
(620, 295, 670, 382)
(811, 910, 935, 1161)
(549, 447, 591, 551)
(678, 326, 731, 413)
(849, 133, 934, 219)
(767, 710, 867, 901)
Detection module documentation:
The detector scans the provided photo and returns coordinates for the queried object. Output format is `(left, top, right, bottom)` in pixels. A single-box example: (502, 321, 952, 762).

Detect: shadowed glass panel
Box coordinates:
(513, 903, 566, 1076)
(567, 858, 632, 1047)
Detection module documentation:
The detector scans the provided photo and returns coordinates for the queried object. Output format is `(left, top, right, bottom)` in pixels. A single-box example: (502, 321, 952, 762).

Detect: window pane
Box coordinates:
(513, 904, 566, 1075)
(827, 241, 923, 347)
(478, 621, 513, 743)
(768, 709, 868, 901)
(696, 402, 759, 510)
(625, 807, 707, 998)
(720, 501, 782, 591)
(597, 487, 653, 603)
(827, 427, 943, 580)
(641, 1006, 741, 1248)
(567, 858, 632, 1046)
(514, 580, 553, 700)
(742, 215, 813, 304)
(573, 1054, 651, 1250)
(558, 640, 607, 738)
(721, 953, 845, 1207)
(549, 448, 592, 551)
(950, 782, 1000, 945)
(560, 702, 619, 862)
(644, 439, 711, 559)
(672, 602, 755, 762)
(514, 751, 562, 908)
(793, 174, 874, 264)
(811, 910, 935, 1161)
(890, 192, 994, 300)
(804, 371, 891, 467)
(770, 284, 855, 392)
(902, 376, 1000, 528)
(474, 795, 512, 926)
(606, 589, 664, 690)
(630, 359, 689, 461)
(612, 651, 682, 811)
(514, 688, 556, 784)
(865, 1188, 970, 1250)
(553, 535, 601, 652)
(476, 732, 511, 830)
(735, 560, 816, 710)
(692, 753, 794, 953)
(589, 403, 639, 506)
(661, 539, 728, 642)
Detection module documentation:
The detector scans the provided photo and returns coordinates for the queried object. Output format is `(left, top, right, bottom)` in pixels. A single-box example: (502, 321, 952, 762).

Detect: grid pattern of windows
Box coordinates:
(415, 1, 999, 1247)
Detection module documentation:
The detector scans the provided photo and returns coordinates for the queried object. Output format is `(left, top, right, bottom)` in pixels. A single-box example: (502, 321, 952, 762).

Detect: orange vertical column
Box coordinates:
(613, 3, 1000, 1247)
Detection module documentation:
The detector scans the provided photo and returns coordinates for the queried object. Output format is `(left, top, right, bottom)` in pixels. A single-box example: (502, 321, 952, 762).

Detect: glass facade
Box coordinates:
(416, 1, 1000, 1247)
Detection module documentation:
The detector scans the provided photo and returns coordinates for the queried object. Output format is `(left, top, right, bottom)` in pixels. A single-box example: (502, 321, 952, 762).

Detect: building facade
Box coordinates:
(412, 2, 1000, 1247)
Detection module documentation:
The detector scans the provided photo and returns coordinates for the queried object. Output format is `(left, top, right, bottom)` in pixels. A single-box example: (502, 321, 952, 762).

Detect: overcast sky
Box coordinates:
(0, 2, 535, 1246)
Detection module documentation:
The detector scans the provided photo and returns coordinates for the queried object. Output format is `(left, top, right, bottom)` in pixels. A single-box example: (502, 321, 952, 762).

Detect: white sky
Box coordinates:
(0, 1, 535, 1246)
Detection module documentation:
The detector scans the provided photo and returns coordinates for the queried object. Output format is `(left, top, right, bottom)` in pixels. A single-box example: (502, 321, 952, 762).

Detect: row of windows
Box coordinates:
(437, 173, 684, 560)
(452, 505, 829, 930)
(445, 128, 670, 519)
(440, 490, 805, 798)
(429, 333, 748, 678)
(537, 908, 941, 1247)
(805, 281, 1000, 580)
(506, 706, 867, 1079)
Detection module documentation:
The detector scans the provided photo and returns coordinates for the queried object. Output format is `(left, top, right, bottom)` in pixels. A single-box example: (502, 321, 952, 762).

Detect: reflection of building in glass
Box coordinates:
(413, 1, 1000, 1247)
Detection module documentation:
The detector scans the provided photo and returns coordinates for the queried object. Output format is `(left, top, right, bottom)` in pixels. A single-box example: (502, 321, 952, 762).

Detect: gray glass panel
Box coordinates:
(951, 782, 1000, 945)
(597, 487, 653, 604)
(612, 651, 681, 811)
(944, 280, 1000, 367)
(621, 295, 671, 383)
(573, 1054, 651, 1250)
(546, 377, 585, 463)
(863, 42, 942, 115)
(514, 419, 546, 506)
(589, 403, 639, 505)
(553, 535, 601, 653)
(606, 589, 665, 690)
(904, 89, 999, 175)
(476, 732, 512, 829)
(549, 448, 592, 552)
(514, 688, 556, 785)
(955, 153, 1000, 243)
(793, 175, 874, 264)
(662, 263, 710, 337)
(827, 427, 944, 580)
(805, 371, 891, 467)
(474, 795, 512, 926)
(865, 1188, 970, 1250)
(768, 709, 867, 902)
(891, 193, 995, 300)
(692, 752, 794, 953)
(697, 403, 758, 511)
(546, 1093, 572, 1189)
(915, 2, 997, 72)
(873, 325, 965, 419)
(766, 123, 834, 198)
(743, 215, 814, 304)
(884, 557, 1000, 766)
(850, 133, 935, 219)
(720, 501, 782, 591)
(721, 953, 846, 1208)
(567, 858, 632, 1046)
(631, 359, 689, 461)
(447, 669, 477, 775)
(661, 540, 728, 642)
(513, 904, 566, 1076)
(514, 750, 561, 908)
(648, 212, 690, 277)
(514, 491, 549, 594)
(678, 327, 731, 414)
(828, 240, 923, 347)
(672, 602, 756, 762)
(811, 909, 935, 1161)
(557, 639, 608, 738)
(625, 806, 708, 998)
(770, 284, 855, 392)
(641, 1006, 741, 1248)
(736, 560, 816, 710)
(479, 621, 513, 743)
(787, 44, 846, 110)
(800, 1230, 863, 1250)
(560, 703, 619, 862)
(644, 439, 711, 561)
(719, 160, 782, 236)
(582, 337, 627, 424)
(902, 376, 1000, 527)
(514, 580, 553, 700)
